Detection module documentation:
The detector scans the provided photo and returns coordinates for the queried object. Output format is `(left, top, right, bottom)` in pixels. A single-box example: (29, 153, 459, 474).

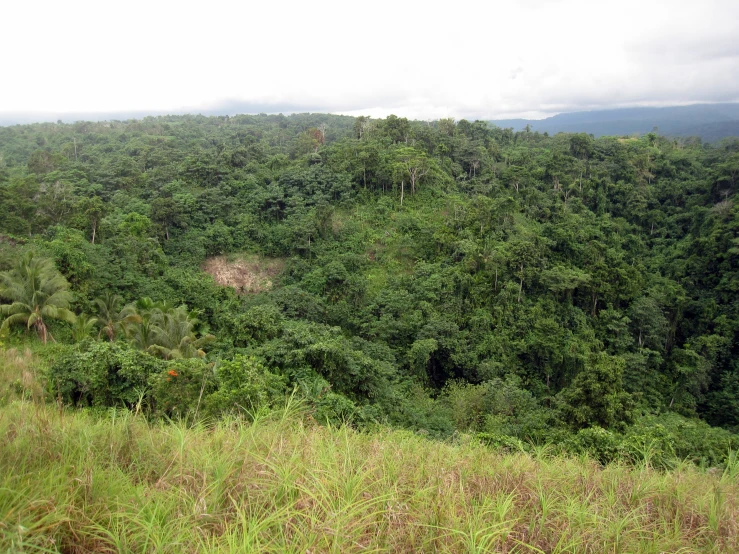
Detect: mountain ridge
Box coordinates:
(490, 103, 739, 141)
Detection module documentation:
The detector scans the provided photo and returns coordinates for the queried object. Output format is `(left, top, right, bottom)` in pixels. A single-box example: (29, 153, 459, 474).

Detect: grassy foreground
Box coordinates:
(0, 399, 738, 554)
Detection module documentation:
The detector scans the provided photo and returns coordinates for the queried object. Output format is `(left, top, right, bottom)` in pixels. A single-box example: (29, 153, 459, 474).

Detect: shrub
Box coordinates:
(625, 413, 738, 468)
(440, 380, 486, 430)
(205, 355, 287, 417)
(150, 358, 216, 419)
(475, 432, 526, 453)
(313, 391, 357, 426)
(567, 426, 622, 464)
(50, 341, 165, 408)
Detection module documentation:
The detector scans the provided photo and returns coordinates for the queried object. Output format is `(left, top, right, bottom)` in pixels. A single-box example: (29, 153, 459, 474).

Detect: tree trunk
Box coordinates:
(400, 180, 405, 206)
(37, 320, 47, 344)
(518, 264, 524, 303)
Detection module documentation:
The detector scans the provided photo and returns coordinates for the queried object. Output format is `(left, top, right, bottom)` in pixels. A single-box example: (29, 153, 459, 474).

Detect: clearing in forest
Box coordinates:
(202, 254, 285, 293)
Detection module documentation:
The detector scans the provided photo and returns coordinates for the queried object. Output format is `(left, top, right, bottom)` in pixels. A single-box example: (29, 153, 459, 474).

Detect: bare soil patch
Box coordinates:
(202, 254, 285, 294)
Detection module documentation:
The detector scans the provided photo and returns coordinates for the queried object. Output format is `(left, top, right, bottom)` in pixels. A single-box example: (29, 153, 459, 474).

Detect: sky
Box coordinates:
(2, 0, 739, 123)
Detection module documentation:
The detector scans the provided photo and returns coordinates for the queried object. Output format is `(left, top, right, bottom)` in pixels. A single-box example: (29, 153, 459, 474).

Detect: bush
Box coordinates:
(624, 414, 738, 468)
(566, 426, 622, 464)
(440, 380, 486, 430)
(205, 355, 287, 417)
(50, 341, 165, 408)
(150, 358, 217, 419)
(313, 391, 357, 426)
(475, 432, 526, 453)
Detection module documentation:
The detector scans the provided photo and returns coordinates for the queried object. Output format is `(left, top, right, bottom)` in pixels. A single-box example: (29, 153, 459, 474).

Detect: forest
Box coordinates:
(2, 112, 739, 466)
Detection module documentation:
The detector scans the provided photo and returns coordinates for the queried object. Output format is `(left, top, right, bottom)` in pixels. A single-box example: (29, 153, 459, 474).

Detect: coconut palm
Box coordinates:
(71, 313, 99, 342)
(0, 252, 76, 344)
(94, 292, 140, 341)
(126, 297, 159, 350)
(147, 304, 215, 360)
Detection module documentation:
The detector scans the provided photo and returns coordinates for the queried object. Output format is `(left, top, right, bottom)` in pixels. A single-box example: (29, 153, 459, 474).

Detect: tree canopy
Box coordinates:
(2, 112, 739, 462)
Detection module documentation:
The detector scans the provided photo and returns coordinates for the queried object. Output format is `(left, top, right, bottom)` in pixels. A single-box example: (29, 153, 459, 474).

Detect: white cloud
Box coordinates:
(2, 0, 738, 121)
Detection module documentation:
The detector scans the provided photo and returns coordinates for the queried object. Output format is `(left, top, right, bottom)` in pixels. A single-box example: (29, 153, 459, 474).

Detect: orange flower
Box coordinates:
(168, 370, 178, 377)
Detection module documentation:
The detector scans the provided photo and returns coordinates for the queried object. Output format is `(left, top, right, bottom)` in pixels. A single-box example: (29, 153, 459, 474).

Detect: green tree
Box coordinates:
(559, 353, 634, 430)
(76, 196, 107, 244)
(147, 304, 215, 360)
(0, 252, 76, 343)
(95, 292, 140, 341)
(394, 146, 431, 205)
(71, 313, 99, 342)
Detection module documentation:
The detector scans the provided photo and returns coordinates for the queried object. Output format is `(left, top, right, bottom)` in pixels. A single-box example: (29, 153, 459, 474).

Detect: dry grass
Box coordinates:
(0, 347, 44, 405)
(202, 254, 285, 294)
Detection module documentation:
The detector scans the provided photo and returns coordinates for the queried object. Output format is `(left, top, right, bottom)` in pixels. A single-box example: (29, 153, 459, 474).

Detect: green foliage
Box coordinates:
(144, 304, 214, 360)
(559, 353, 634, 430)
(205, 355, 287, 417)
(2, 113, 739, 465)
(566, 426, 622, 464)
(50, 341, 165, 407)
(313, 391, 358, 426)
(95, 291, 139, 341)
(70, 313, 98, 342)
(0, 252, 76, 344)
(150, 358, 216, 419)
(124, 298, 215, 360)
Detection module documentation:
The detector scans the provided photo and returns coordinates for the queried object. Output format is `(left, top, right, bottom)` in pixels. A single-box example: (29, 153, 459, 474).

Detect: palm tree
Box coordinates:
(71, 313, 99, 342)
(126, 297, 159, 350)
(94, 292, 140, 341)
(147, 305, 214, 360)
(0, 252, 76, 343)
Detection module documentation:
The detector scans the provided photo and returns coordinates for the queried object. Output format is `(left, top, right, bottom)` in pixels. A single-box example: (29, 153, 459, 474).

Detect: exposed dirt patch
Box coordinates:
(202, 254, 285, 294)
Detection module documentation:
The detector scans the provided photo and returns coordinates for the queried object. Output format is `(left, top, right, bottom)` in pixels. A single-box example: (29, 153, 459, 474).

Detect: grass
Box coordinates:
(0, 348, 45, 405)
(1, 400, 738, 553)
(1, 349, 739, 553)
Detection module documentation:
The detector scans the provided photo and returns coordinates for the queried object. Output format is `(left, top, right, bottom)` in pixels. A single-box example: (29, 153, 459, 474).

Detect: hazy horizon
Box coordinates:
(4, 101, 739, 128)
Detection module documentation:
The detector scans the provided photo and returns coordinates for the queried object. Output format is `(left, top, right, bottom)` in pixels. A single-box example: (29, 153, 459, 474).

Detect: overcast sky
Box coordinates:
(2, 0, 738, 122)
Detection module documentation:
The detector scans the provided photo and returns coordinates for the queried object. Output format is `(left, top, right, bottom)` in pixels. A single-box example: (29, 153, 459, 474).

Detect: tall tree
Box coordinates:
(394, 146, 431, 205)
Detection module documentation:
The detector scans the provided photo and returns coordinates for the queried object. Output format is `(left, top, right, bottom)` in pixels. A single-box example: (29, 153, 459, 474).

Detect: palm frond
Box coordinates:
(0, 252, 78, 341)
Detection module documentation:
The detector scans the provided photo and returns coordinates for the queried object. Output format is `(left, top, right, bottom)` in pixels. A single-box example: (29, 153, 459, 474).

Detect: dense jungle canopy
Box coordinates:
(2, 113, 739, 463)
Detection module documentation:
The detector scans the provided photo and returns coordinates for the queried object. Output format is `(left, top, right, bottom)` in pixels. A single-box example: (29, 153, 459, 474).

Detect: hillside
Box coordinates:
(490, 103, 739, 141)
(2, 398, 738, 552)
(1, 113, 739, 464)
(4, 110, 739, 551)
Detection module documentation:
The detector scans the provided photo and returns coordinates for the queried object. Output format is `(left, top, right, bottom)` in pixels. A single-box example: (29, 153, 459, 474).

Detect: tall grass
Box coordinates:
(2, 350, 739, 553)
(1, 399, 738, 553)
(0, 348, 45, 405)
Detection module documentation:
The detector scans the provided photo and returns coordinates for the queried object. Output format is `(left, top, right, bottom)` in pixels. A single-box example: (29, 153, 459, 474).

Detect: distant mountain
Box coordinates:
(490, 103, 739, 142)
